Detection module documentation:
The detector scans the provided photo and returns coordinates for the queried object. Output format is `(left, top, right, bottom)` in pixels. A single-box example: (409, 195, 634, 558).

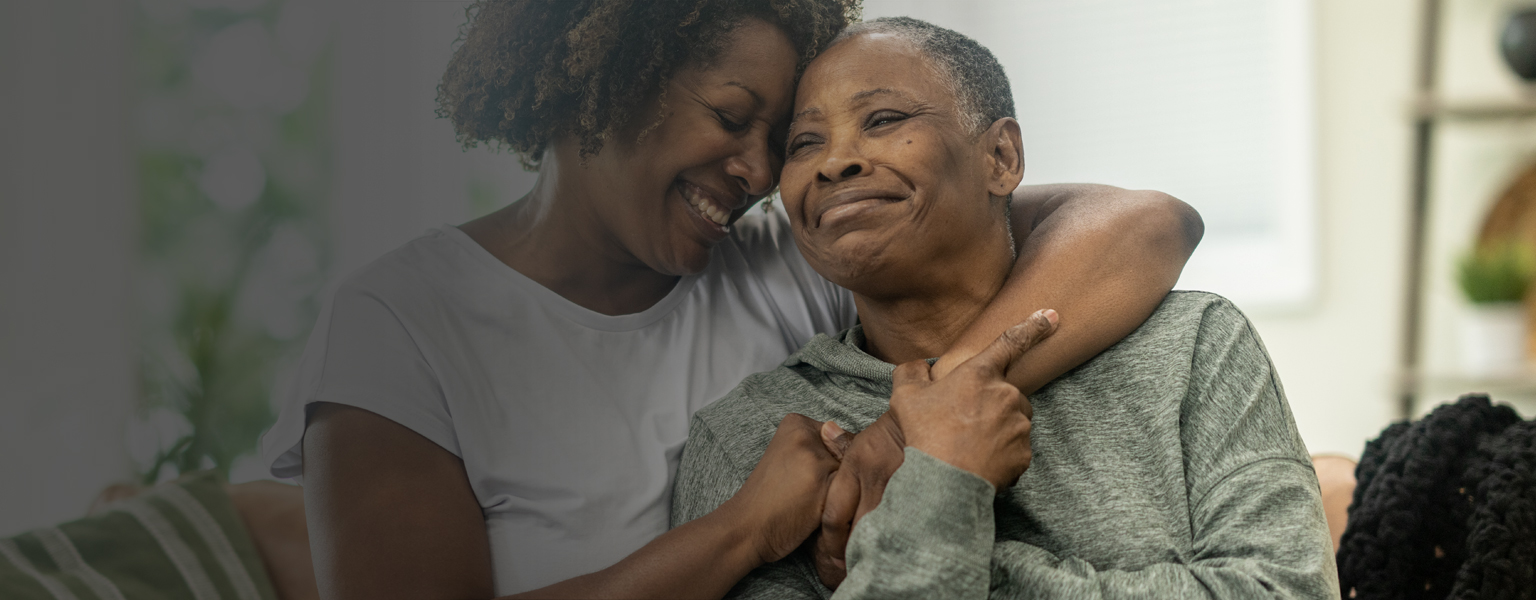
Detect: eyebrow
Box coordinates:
(852, 88, 903, 102)
(725, 81, 764, 108)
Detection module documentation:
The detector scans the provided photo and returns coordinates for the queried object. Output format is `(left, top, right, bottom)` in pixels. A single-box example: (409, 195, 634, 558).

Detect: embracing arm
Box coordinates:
(936, 183, 1204, 392)
(305, 403, 828, 600)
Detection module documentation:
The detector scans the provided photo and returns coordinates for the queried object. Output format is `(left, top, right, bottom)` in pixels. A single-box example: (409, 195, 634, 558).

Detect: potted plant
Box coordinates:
(1456, 240, 1535, 376)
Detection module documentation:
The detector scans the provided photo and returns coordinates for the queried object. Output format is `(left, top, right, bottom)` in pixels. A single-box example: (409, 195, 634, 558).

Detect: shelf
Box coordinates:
(1411, 93, 1536, 120)
(1407, 370, 1536, 395)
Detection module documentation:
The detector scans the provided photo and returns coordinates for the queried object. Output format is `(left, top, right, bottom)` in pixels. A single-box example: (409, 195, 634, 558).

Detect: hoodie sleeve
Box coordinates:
(830, 448, 996, 600)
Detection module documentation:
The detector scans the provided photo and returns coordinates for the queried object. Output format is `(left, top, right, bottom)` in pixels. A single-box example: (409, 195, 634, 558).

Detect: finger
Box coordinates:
(821, 421, 853, 461)
(820, 471, 858, 561)
(963, 309, 1059, 377)
(821, 469, 858, 531)
(852, 473, 890, 528)
(892, 359, 934, 389)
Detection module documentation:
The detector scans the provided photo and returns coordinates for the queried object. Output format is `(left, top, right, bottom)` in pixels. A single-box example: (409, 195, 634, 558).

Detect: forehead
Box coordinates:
(796, 32, 954, 113)
(681, 19, 798, 106)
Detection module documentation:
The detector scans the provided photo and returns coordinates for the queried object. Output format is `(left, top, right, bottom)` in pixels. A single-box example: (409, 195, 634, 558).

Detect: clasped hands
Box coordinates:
(720, 310, 1057, 589)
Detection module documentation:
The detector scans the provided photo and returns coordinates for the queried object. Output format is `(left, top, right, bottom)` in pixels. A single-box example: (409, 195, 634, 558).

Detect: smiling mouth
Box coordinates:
(678, 180, 735, 227)
(815, 192, 907, 228)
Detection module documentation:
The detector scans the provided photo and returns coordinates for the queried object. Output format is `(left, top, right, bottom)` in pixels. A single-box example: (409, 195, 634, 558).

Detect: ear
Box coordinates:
(982, 118, 1024, 197)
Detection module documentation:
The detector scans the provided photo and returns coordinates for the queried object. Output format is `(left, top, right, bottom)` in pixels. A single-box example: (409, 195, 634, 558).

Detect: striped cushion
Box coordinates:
(0, 471, 278, 600)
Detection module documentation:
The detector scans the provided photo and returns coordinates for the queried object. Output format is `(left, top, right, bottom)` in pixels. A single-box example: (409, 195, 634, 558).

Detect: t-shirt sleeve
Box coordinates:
(729, 205, 858, 340)
(980, 298, 1339, 599)
(261, 279, 458, 479)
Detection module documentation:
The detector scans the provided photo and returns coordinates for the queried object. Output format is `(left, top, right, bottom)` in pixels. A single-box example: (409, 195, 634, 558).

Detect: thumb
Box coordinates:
(821, 421, 853, 460)
(963, 309, 1058, 377)
(892, 359, 935, 389)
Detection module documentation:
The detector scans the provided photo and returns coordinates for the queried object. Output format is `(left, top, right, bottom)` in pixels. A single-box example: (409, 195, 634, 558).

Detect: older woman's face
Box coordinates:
(778, 33, 1003, 294)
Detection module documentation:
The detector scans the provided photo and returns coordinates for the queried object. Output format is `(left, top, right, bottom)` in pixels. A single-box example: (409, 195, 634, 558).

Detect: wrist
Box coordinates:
(708, 496, 774, 568)
(904, 436, 989, 485)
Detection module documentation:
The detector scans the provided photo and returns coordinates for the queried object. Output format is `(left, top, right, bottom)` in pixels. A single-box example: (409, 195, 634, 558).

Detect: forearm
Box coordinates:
(938, 183, 1203, 393)
(511, 506, 763, 600)
(985, 462, 1337, 600)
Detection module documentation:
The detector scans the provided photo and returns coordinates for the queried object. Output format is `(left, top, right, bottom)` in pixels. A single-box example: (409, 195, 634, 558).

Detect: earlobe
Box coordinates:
(985, 118, 1025, 196)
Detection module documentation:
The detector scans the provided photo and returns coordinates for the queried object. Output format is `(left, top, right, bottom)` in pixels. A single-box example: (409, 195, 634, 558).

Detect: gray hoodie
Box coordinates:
(671, 291, 1340, 599)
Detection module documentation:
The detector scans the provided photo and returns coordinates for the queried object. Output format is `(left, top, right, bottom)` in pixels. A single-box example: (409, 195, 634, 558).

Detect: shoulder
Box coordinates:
(1072, 291, 1254, 380)
(1139, 291, 1253, 340)
(335, 228, 477, 304)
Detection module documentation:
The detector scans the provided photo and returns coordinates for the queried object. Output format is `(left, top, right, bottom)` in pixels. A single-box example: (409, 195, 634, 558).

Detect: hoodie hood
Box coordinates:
(783, 325, 915, 400)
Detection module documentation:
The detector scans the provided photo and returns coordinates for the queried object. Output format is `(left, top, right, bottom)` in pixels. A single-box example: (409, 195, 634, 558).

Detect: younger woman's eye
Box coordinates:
(716, 111, 750, 133)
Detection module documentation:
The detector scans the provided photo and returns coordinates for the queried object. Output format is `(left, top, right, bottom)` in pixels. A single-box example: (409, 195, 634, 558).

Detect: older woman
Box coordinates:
(264, 2, 1203, 598)
(672, 17, 1337, 599)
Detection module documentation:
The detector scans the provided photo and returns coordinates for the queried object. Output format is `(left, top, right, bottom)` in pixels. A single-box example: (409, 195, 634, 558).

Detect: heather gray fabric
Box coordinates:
(671, 291, 1340, 599)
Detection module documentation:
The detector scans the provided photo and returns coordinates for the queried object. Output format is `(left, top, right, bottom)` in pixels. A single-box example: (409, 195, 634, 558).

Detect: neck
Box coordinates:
(460, 145, 678, 316)
(854, 236, 1015, 365)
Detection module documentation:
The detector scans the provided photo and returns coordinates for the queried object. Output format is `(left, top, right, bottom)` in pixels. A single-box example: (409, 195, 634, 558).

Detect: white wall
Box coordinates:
(863, 0, 1418, 457)
(1247, 0, 1417, 456)
(328, 1, 537, 281)
(0, 1, 138, 536)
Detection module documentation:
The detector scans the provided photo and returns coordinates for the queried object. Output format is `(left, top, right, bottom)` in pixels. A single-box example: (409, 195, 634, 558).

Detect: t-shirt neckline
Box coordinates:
(437, 224, 702, 332)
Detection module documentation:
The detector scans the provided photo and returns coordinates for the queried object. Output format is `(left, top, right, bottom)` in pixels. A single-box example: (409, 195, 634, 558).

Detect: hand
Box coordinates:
(720, 413, 843, 565)
(810, 415, 907, 589)
(889, 309, 1058, 490)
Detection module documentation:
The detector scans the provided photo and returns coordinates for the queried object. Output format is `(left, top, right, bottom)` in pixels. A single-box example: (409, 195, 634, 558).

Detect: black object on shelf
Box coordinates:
(1504, 9, 1536, 82)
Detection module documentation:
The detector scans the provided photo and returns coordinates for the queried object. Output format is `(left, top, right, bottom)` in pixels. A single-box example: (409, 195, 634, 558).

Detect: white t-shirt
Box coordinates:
(260, 208, 857, 595)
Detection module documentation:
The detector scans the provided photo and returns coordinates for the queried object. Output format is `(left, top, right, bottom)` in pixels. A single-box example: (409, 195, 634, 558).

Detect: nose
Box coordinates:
(723, 136, 777, 198)
(815, 141, 871, 184)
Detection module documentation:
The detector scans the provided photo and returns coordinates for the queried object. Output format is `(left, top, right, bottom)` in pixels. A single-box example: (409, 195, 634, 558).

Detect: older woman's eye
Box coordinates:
(867, 111, 907, 129)
(785, 135, 820, 157)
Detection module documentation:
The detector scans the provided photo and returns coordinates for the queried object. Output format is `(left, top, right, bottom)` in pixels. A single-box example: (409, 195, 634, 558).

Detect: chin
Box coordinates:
(806, 239, 894, 292)
(651, 246, 715, 277)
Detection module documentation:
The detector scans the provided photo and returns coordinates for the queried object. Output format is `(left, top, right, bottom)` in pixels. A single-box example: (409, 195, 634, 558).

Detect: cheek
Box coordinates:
(777, 165, 813, 223)
(799, 227, 904, 288)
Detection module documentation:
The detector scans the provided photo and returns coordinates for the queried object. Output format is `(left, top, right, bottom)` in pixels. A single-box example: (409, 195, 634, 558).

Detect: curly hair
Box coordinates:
(436, 0, 861, 169)
(1337, 394, 1536, 599)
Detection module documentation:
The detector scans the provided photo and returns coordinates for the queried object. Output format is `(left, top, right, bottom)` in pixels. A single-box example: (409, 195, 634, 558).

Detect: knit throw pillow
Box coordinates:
(0, 471, 278, 600)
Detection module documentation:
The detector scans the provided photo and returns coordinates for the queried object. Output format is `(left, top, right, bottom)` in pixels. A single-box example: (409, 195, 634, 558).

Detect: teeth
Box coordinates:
(682, 184, 731, 226)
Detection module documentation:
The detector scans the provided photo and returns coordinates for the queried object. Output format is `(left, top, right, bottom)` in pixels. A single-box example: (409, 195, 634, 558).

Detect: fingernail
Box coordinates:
(1041, 309, 1059, 326)
(823, 420, 846, 438)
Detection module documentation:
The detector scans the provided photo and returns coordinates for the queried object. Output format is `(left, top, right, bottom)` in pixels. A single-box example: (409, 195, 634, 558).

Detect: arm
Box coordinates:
(963, 300, 1335, 598)
(306, 404, 838, 600)
(831, 449, 995, 600)
(824, 316, 1052, 600)
(982, 459, 1336, 599)
(827, 301, 1337, 599)
(937, 183, 1204, 393)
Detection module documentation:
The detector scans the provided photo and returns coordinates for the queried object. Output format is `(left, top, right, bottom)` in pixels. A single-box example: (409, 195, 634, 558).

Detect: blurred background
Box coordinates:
(4, 0, 1536, 537)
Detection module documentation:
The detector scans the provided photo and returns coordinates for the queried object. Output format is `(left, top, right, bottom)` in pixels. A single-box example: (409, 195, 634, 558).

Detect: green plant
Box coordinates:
(133, 0, 332, 484)
(1458, 241, 1536, 304)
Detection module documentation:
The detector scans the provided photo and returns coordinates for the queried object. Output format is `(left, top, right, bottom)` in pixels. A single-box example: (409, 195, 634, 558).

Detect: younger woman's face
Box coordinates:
(581, 18, 799, 276)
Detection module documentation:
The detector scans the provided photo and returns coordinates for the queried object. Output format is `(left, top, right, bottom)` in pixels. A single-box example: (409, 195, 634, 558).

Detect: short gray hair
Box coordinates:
(831, 17, 1015, 134)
